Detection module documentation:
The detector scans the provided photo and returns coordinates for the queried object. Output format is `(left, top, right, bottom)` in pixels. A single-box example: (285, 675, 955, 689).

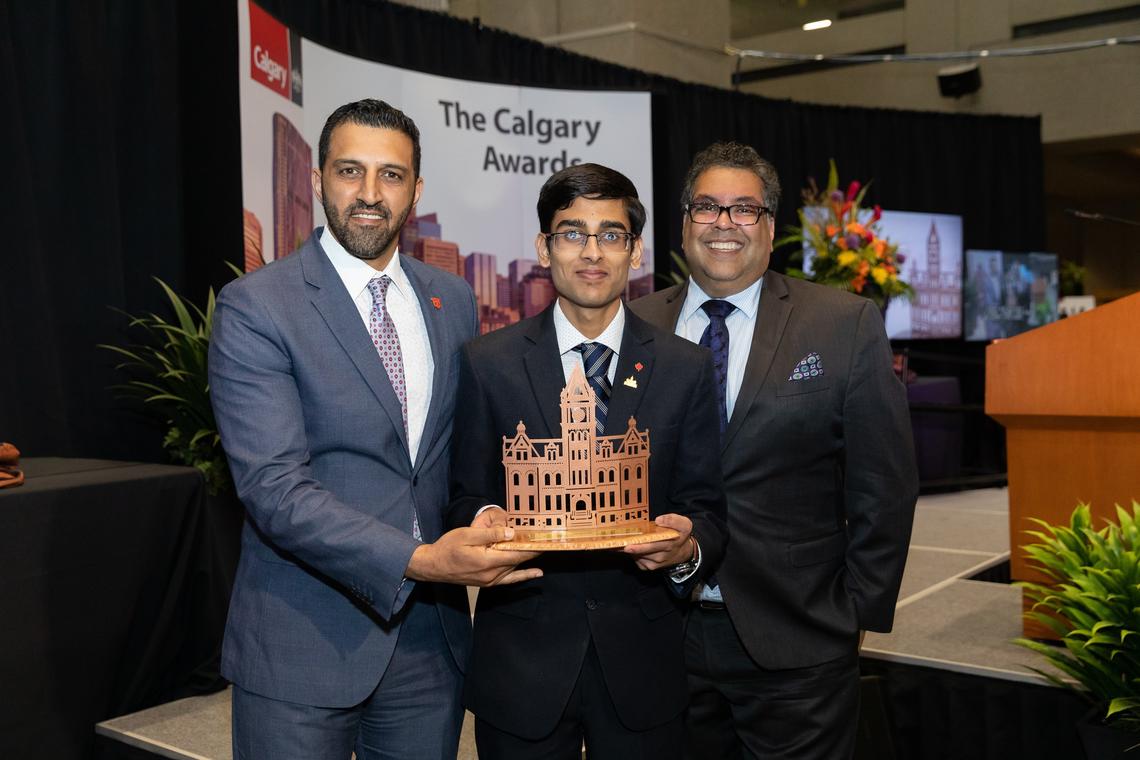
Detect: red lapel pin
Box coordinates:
(430, 297, 442, 310)
(634, 362, 644, 372)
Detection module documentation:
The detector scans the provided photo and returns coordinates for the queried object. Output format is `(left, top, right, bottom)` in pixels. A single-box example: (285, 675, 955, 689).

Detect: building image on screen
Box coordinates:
(965, 250, 1059, 341)
(880, 210, 963, 339)
(802, 209, 963, 339)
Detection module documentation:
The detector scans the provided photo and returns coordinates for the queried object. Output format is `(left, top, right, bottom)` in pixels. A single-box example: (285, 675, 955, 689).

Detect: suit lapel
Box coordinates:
(655, 281, 688, 331)
(402, 259, 448, 470)
(302, 235, 411, 462)
(724, 270, 792, 451)
(606, 311, 655, 436)
(522, 308, 566, 438)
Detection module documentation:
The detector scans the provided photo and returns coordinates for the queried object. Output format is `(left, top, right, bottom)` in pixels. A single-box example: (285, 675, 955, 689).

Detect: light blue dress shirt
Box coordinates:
(675, 276, 763, 600)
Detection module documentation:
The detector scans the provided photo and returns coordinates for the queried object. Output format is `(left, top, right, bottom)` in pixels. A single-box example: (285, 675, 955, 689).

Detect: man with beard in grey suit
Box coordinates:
(210, 99, 539, 760)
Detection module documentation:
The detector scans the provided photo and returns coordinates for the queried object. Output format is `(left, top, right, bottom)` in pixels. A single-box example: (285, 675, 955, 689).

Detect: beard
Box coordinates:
(321, 193, 413, 261)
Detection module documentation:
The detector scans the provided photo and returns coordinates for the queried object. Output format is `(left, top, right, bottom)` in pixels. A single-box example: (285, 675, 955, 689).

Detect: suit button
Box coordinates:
(585, 598, 598, 610)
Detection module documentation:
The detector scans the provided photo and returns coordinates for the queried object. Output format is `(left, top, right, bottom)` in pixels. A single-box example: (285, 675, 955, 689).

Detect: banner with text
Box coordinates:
(237, 0, 654, 331)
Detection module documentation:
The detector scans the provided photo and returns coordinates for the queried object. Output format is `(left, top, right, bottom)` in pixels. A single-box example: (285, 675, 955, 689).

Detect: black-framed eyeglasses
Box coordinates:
(684, 202, 772, 226)
(545, 230, 637, 253)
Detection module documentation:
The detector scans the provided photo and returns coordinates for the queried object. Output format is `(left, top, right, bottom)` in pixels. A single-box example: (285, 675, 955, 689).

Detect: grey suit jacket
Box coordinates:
(630, 270, 918, 669)
(209, 229, 478, 707)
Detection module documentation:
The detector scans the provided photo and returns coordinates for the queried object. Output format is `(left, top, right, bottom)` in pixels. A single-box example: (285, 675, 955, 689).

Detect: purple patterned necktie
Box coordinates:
(699, 299, 735, 434)
(367, 275, 420, 540)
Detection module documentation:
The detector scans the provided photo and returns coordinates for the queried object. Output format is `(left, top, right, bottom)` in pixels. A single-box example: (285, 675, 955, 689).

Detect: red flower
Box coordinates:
(634, 362, 644, 371)
(846, 181, 861, 201)
(871, 204, 882, 223)
(430, 297, 442, 309)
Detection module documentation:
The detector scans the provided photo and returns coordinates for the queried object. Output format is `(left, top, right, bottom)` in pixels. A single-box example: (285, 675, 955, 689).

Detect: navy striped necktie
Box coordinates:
(573, 342, 614, 436)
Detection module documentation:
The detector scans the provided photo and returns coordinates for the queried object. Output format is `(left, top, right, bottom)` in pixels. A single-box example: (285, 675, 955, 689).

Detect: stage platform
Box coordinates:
(98, 487, 1074, 759)
(862, 486, 1054, 684)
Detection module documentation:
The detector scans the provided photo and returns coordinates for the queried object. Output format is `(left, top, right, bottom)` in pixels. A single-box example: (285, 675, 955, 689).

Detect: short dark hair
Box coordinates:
(536, 163, 646, 236)
(317, 99, 421, 176)
(681, 142, 781, 217)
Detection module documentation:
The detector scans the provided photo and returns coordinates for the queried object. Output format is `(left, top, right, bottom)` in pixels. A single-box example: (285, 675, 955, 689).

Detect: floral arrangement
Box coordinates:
(777, 160, 914, 309)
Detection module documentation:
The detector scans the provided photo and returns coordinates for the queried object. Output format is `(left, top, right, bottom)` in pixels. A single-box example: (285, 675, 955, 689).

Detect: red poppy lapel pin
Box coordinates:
(430, 297, 442, 310)
(634, 362, 644, 372)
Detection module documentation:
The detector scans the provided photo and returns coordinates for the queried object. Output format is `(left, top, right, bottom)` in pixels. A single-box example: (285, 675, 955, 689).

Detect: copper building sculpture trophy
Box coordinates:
(492, 365, 678, 550)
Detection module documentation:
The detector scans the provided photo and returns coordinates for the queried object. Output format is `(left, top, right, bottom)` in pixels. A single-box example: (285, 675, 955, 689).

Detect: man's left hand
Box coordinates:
(622, 513, 693, 570)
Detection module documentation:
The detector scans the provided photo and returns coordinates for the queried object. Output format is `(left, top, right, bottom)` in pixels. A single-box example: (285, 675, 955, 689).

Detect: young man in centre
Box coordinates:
(448, 163, 728, 759)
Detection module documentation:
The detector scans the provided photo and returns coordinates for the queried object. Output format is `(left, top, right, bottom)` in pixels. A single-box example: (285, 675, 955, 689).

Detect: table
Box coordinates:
(907, 375, 964, 482)
(0, 458, 241, 759)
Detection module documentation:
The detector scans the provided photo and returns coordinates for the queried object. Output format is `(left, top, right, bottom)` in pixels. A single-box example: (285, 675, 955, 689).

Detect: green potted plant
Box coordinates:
(1014, 502, 1140, 757)
(100, 271, 238, 496)
(1061, 260, 1088, 297)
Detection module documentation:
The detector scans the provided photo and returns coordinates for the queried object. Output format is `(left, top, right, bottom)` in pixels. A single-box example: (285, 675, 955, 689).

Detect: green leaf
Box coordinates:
(99, 266, 242, 496)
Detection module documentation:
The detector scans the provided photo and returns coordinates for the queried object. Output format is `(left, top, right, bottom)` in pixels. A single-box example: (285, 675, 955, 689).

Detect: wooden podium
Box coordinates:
(986, 292, 1140, 636)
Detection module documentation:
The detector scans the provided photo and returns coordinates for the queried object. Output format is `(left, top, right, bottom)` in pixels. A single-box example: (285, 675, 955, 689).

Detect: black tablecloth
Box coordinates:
(908, 375, 964, 482)
(0, 458, 242, 760)
(860, 657, 1088, 759)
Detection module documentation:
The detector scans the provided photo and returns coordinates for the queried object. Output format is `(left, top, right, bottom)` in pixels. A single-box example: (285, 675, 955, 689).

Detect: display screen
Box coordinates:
(964, 250, 1059, 341)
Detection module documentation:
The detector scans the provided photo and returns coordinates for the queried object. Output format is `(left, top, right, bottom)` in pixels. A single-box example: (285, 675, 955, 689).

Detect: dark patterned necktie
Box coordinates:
(699, 299, 735, 434)
(367, 275, 420, 541)
(573, 342, 614, 436)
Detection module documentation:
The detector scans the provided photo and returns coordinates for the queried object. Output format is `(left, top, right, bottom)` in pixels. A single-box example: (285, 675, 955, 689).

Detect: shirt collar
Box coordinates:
(320, 226, 411, 302)
(553, 299, 626, 357)
(679, 275, 763, 324)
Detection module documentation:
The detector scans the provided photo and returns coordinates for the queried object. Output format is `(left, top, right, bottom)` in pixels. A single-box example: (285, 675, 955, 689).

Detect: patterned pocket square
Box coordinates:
(788, 352, 824, 381)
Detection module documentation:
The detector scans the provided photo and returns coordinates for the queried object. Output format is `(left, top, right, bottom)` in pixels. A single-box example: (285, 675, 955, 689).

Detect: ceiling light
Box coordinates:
(802, 19, 832, 31)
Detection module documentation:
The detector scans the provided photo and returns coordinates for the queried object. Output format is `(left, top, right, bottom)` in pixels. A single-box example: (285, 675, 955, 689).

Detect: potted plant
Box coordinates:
(1014, 502, 1140, 757)
(775, 160, 914, 312)
(100, 269, 246, 697)
(100, 271, 238, 496)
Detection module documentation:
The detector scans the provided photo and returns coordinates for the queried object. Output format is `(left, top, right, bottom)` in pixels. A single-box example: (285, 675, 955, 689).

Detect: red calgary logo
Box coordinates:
(249, 1, 290, 98)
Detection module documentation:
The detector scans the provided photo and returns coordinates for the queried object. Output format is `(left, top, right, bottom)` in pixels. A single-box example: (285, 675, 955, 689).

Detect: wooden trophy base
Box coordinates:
(491, 522, 680, 551)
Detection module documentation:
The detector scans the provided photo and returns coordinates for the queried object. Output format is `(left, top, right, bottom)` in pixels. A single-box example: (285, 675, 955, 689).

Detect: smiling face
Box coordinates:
(536, 195, 643, 334)
(682, 166, 775, 298)
(312, 121, 423, 270)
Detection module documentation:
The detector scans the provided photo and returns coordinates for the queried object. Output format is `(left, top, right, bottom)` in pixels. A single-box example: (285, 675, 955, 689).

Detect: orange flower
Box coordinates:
(836, 235, 849, 251)
(845, 222, 868, 237)
(826, 224, 839, 237)
(872, 238, 887, 256)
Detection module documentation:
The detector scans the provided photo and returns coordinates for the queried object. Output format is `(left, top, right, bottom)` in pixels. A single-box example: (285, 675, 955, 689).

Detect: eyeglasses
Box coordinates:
(684, 202, 772, 226)
(545, 230, 636, 254)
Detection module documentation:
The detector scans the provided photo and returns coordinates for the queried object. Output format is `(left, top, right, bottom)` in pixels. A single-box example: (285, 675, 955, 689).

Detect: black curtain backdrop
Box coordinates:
(0, 0, 1042, 464)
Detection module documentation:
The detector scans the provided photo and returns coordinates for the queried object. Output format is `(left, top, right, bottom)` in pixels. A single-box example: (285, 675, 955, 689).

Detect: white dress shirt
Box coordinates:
(675, 276, 763, 599)
(320, 227, 435, 466)
(552, 299, 624, 385)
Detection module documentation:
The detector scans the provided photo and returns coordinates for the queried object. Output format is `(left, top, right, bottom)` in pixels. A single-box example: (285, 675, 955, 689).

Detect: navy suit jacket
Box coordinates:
(631, 271, 918, 669)
(448, 306, 727, 737)
(209, 229, 478, 707)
